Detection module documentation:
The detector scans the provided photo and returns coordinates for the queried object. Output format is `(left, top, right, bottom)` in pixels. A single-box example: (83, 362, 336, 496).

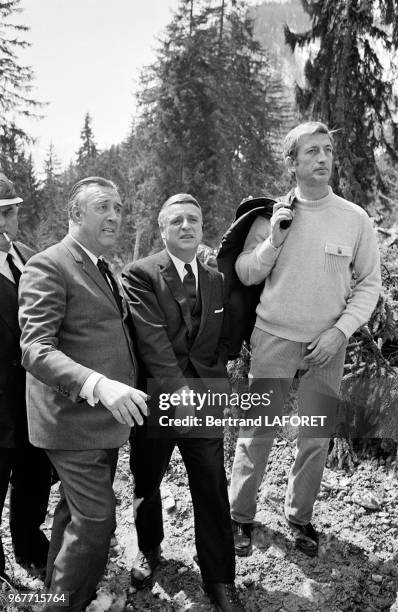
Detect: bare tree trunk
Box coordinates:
(189, 0, 194, 36)
(133, 224, 144, 262)
(219, 0, 225, 51)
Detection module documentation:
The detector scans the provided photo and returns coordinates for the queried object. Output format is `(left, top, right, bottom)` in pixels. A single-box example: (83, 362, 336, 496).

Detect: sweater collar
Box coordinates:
(294, 186, 334, 210)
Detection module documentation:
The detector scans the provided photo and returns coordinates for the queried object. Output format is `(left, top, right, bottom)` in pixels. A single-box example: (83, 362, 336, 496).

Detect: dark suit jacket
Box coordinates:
(121, 249, 229, 396)
(18, 235, 138, 450)
(0, 242, 33, 448)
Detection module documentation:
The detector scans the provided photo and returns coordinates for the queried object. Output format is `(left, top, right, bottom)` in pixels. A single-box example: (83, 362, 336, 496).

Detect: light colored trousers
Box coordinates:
(229, 328, 346, 526)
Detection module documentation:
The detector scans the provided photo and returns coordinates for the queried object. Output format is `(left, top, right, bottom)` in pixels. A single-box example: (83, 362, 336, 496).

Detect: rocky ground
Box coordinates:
(1, 434, 398, 612)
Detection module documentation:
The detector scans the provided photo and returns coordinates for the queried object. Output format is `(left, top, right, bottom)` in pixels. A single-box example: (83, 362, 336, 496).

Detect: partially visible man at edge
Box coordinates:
(229, 122, 381, 559)
(18, 177, 148, 612)
(0, 173, 52, 582)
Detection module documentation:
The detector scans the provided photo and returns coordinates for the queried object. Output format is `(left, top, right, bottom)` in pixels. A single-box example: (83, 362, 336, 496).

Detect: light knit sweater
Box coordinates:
(235, 187, 382, 342)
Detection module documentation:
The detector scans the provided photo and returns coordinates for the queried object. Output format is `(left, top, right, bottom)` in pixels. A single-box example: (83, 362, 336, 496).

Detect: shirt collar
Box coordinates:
(167, 250, 198, 283)
(69, 233, 100, 265)
(0, 243, 23, 268)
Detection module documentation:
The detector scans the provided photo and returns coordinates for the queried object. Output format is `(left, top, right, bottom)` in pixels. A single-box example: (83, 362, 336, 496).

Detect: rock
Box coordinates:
(242, 572, 259, 587)
(173, 590, 192, 611)
(164, 495, 176, 512)
(123, 507, 136, 525)
(266, 544, 286, 559)
(86, 590, 113, 611)
(300, 579, 331, 604)
(351, 491, 382, 510)
(160, 486, 176, 512)
(253, 529, 268, 549)
(367, 584, 380, 596)
(178, 566, 189, 575)
(368, 553, 381, 566)
(371, 574, 383, 583)
(340, 476, 352, 487)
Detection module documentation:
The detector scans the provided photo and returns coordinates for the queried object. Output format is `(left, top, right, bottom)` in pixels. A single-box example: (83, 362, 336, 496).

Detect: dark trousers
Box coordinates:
(0, 443, 51, 576)
(131, 427, 235, 583)
(43, 449, 118, 612)
(0, 450, 13, 576)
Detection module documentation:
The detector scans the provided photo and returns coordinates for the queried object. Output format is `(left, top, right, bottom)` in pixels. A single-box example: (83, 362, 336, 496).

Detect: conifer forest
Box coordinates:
(1, 1, 398, 610)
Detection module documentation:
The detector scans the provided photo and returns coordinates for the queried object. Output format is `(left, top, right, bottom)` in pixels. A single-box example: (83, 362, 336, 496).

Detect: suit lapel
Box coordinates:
(13, 242, 33, 265)
(160, 250, 192, 333)
(0, 274, 19, 337)
(194, 261, 211, 341)
(0, 240, 34, 337)
(61, 235, 121, 314)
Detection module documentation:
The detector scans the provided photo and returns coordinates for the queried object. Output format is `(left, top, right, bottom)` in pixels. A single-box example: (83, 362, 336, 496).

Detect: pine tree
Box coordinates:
(0, 0, 42, 139)
(121, 124, 164, 261)
(0, 129, 42, 247)
(134, 0, 290, 250)
(38, 143, 66, 249)
(12, 153, 41, 246)
(76, 112, 98, 176)
(285, 0, 398, 211)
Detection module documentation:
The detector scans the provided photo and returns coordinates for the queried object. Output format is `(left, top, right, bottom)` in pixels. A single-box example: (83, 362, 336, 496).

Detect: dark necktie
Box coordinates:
(183, 263, 197, 312)
(97, 258, 123, 315)
(6, 252, 21, 287)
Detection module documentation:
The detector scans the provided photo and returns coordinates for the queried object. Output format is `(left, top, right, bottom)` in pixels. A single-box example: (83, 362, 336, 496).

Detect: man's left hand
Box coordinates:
(304, 327, 347, 368)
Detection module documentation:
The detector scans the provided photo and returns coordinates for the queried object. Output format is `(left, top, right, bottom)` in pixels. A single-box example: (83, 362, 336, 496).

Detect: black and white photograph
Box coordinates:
(0, 1, 398, 611)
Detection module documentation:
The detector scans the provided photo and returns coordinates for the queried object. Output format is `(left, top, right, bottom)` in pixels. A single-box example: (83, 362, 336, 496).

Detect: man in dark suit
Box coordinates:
(0, 173, 52, 582)
(122, 193, 244, 612)
(18, 177, 148, 612)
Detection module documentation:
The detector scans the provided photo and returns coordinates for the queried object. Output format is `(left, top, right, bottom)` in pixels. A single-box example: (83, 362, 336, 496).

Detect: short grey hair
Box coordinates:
(68, 176, 119, 220)
(158, 193, 201, 231)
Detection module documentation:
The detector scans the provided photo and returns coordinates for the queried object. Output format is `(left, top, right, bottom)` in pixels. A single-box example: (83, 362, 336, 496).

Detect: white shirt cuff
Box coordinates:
(80, 372, 105, 406)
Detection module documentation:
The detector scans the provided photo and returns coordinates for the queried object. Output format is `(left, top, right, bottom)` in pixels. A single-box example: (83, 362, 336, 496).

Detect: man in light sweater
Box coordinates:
(229, 121, 381, 558)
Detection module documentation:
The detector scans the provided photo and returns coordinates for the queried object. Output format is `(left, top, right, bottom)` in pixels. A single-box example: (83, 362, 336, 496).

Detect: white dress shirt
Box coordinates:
(167, 250, 198, 290)
(0, 244, 24, 283)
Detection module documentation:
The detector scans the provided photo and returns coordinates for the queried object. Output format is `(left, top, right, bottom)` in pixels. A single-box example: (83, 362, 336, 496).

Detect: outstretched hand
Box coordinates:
(95, 378, 148, 426)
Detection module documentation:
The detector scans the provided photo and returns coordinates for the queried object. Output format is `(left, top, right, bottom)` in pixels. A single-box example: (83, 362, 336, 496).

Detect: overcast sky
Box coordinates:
(18, 0, 262, 172)
(17, 0, 181, 171)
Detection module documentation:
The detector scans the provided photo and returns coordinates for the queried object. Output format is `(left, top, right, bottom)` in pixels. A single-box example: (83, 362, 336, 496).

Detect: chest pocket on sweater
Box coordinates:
(324, 243, 353, 273)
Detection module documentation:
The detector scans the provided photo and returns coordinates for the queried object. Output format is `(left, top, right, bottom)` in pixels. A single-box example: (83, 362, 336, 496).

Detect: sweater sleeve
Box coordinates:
(235, 216, 282, 286)
(334, 213, 382, 338)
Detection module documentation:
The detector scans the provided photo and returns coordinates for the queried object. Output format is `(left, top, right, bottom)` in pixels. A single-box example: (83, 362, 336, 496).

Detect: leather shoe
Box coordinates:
(286, 520, 318, 557)
(231, 520, 252, 557)
(203, 582, 245, 611)
(130, 546, 161, 589)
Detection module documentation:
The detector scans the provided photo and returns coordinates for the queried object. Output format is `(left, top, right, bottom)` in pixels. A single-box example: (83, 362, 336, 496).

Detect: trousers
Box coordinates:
(43, 448, 118, 612)
(131, 427, 235, 583)
(229, 328, 346, 525)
